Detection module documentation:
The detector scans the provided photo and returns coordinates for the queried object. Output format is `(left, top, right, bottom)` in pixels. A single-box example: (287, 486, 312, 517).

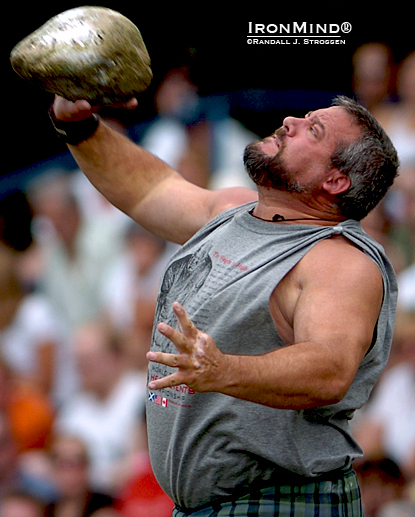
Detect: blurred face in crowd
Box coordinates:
(397, 51, 415, 104)
(129, 230, 165, 276)
(30, 176, 81, 253)
(50, 435, 90, 498)
(352, 43, 392, 108)
(74, 321, 124, 399)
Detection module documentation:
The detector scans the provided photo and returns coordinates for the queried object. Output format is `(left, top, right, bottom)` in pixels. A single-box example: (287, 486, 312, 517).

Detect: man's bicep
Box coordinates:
(292, 244, 383, 374)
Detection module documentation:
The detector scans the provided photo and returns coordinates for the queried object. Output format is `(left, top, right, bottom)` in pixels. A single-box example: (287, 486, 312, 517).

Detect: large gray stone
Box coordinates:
(10, 6, 152, 105)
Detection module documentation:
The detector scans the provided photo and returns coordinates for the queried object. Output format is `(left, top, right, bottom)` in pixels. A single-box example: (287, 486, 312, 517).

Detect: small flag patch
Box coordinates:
(148, 391, 168, 407)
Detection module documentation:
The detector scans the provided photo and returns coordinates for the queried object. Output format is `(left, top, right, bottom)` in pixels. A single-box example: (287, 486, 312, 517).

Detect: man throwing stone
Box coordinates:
(49, 93, 399, 516)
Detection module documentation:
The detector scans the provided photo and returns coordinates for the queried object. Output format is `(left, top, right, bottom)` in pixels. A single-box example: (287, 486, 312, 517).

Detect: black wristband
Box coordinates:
(48, 105, 100, 145)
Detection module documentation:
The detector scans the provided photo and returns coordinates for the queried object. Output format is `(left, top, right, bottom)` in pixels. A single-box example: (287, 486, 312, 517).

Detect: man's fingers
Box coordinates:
(172, 302, 198, 339)
(122, 97, 138, 110)
(147, 372, 183, 391)
(146, 350, 191, 390)
(148, 303, 205, 391)
(147, 350, 193, 370)
(148, 303, 222, 393)
(157, 321, 194, 353)
(53, 95, 138, 121)
(53, 95, 95, 121)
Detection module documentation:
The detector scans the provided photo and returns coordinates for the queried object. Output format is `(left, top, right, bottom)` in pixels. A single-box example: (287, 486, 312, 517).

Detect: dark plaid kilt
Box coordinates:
(172, 469, 362, 517)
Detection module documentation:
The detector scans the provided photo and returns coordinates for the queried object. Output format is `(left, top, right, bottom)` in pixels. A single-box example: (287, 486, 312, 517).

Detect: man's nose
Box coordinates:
(282, 116, 303, 136)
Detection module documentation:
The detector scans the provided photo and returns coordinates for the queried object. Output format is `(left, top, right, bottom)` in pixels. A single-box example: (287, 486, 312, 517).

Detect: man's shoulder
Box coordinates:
(307, 233, 379, 264)
(298, 234, 383, 288)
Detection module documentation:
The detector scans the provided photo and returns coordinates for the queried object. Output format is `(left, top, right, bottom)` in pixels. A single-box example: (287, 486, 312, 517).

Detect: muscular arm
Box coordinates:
(54, 97, 256, 243)
(148, 237, 384, 409)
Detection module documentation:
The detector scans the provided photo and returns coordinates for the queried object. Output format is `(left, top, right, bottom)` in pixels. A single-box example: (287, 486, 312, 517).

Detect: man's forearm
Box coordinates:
(148, 304, 352, 410)
(50, 96, 186, 239)
(68, 119, 175, 221)
(216, 343, 349, 410)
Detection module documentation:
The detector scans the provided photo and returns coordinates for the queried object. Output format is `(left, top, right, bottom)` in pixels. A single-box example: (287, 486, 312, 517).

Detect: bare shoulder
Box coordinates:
(269, 234, 383, 346)
(299, 235, 383, 291)
(291, 235, 383, 359)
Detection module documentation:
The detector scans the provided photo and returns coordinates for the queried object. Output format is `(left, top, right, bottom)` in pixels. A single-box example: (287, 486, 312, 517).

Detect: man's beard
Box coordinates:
(243, 131, 313, 194)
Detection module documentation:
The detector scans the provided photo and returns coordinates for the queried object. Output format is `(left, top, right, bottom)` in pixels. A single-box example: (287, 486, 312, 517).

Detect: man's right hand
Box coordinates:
(52, 95, 138, 122)
(52, 96, 97, 122)
(51, 94, 255, 245)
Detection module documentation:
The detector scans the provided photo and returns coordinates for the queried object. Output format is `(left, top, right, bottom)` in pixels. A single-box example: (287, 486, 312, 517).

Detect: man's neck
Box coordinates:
(253, 189, 346, 226)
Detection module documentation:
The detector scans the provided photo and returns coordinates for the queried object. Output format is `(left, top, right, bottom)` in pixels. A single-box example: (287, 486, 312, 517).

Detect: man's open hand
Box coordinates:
(147, 302, 225, 393)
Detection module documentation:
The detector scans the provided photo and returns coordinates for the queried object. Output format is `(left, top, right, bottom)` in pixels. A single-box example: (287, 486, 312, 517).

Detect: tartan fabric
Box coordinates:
(172, 469, 362, 516)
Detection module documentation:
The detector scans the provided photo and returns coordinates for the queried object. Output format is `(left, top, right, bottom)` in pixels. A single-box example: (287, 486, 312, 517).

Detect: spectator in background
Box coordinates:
(0, 356, 53, 453)
(101, 223, 173, 370)
(55, 320, 146, 493)
(359, 196, 406, 274)
(349, 47, 415, 515)
(352, 42, 395, 114)
(396, 185, 415, 311)
(27, 172, 129, 405)
(0, 241, 65, 405)
(398, 263, 415, 312)
(355, 458, 408, 517)
(379, 500, 415, 517)
(142, 65, 211, 188)
(353, 311, 415, 482)
(141, 65, 257, 191)
(0, 412, 54, 504)
(45, 434, 114, 517)
(27, 172, 125, 331)
(376, 52, 415, 277)
(375, 51, 415, 192)
(0, 491, 44, 517)
(114, 408, 174, 517)
(359, 49, 415, 276)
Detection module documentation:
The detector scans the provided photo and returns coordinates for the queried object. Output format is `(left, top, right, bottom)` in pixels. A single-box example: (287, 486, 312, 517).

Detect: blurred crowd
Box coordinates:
(0, 42, 414, 517)
(347, 43, 415, 517)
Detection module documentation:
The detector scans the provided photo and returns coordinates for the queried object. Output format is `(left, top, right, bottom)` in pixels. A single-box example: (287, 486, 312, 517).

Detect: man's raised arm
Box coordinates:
(52, 96, 256, 244)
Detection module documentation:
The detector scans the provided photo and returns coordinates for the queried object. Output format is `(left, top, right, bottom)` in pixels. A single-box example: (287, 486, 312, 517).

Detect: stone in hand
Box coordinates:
(10, 6, 152, 105)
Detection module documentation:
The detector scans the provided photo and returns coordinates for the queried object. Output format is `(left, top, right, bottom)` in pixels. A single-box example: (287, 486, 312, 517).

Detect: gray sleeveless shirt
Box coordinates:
(146, 201, 397, 511)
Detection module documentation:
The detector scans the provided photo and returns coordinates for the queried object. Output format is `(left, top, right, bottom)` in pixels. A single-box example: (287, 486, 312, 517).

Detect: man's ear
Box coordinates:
(322, 170, 351, 195)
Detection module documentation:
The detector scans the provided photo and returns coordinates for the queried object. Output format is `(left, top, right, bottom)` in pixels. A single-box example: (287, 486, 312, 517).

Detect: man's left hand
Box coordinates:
(147, 302, 225, 392)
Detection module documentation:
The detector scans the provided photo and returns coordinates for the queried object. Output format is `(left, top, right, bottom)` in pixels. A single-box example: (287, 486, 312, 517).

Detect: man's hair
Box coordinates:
(330, 96, 399, 221)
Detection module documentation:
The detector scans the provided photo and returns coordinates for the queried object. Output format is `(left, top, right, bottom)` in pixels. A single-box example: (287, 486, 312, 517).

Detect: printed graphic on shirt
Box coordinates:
(153, 243, 213, 349)
(149, 243, 213, 408)
(149, 240, 252, 408)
